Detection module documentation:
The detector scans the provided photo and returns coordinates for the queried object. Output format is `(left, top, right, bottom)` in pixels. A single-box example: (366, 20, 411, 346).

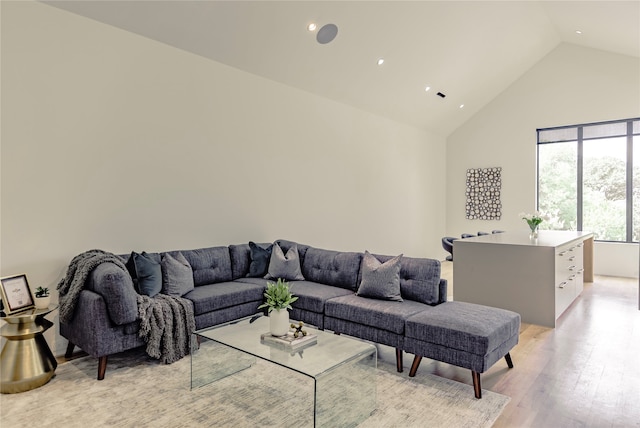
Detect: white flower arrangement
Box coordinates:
(518, 211, 549, 232)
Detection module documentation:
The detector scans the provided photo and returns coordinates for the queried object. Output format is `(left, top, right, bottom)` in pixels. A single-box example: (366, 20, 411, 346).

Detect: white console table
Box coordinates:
(453, 231, 594, 328)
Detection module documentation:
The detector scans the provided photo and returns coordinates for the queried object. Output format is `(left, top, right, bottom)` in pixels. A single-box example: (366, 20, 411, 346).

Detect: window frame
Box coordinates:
(537, 117, 640, 243)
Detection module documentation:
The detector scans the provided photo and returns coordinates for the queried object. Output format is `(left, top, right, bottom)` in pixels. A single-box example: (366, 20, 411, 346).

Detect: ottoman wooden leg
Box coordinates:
(505, 352, 514, 368)
(472, 371, 482, 399)
(396, 348, 403, 372)
(409, 355, 422, 377)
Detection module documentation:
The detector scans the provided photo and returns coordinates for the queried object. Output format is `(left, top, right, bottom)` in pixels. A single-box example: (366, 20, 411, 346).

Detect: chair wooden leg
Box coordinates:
(396, 348, 403, 372)
(472, 371, 482, 399)
(97, 356, 108, 380)
(65, 341, 75, 358)
(409, 355, 422, 377)
(505, 352, 514, 368)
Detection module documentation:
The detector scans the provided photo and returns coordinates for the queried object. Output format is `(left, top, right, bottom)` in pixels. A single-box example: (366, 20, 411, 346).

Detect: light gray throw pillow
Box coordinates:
(161, 252, 195, 296)
(265, 243, 305, 281)
(356, 251, 403, 301)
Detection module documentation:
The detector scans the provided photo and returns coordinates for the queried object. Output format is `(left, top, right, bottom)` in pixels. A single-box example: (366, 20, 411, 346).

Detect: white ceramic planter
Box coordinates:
(34, 295, 51, 310)
(269, 309, 290, 337)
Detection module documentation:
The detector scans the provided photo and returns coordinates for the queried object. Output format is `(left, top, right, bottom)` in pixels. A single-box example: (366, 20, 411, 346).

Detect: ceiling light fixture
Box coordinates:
(307, 23, 317, 31)
(377, 58, 385, 65)
(459, 104, 465, 109)
(316, 23, 338, 44)
(576, 30, 582, 34)
(425, 86, 431, 92)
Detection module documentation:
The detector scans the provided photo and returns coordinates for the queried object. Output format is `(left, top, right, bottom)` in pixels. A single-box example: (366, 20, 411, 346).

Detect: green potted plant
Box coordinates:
(258, 278, 298, 337)
(34, 286, 51, 309)
(519, 211, 549, 239)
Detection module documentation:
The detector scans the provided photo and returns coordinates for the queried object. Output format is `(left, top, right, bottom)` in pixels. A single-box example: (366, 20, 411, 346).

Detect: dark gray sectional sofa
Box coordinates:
(60, 239, 520, 398)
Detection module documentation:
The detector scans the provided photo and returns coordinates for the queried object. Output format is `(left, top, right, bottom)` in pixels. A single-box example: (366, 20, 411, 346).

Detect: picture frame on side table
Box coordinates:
(0, 274, 35, 314)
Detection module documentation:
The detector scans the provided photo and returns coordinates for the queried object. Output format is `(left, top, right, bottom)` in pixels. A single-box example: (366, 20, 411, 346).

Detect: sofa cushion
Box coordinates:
(265, 243, 305, 281)
(234, 277, 270, 288)
(287, 280, 354, 313)
(229, 243, 251, 279)
(275, 239, 310, 266)
(178, 246, 232, 286)
(301, 248, 362, 291)
(183, 281, 265, 315)
(404, 301, 521, 355)
(161, 252, 194, 296)
(362, 254, 441, 305)
(247, 241, 273, 278)
(324, 294, 427, 334)
(194, 301, 264, 331)
(229, 242, 273, 280)
(324, 317, 405, 349)
(126, 251, 162, 297)
(356, 251, 403, 301)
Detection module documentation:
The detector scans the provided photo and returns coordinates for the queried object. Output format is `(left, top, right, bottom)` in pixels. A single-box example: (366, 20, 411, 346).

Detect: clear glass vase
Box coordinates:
(529, 226, 539, 240)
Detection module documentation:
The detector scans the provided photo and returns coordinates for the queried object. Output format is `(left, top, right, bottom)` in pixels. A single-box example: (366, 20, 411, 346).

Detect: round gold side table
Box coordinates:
(0, 305, 58, 393)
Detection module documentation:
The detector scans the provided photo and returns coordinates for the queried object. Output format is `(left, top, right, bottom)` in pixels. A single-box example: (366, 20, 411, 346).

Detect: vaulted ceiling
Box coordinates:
(44, 1, 640, 136)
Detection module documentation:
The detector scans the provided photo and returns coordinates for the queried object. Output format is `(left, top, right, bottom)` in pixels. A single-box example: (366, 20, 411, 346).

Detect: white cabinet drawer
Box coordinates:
(554, 241, 585, 318)
(555, 276, 575, 318)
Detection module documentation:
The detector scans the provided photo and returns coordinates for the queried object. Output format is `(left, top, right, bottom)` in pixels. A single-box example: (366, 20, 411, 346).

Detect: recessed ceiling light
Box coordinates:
(576, 30, 582, 34)
(459, 104, 465, 109)
(377, 58, 385, 66)
(308, 23, 317, 31)
(425, 86, 431, 92)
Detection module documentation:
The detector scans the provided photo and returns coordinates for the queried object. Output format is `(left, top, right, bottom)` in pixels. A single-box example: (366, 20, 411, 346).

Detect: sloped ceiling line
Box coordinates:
(43, 1, 640, 136)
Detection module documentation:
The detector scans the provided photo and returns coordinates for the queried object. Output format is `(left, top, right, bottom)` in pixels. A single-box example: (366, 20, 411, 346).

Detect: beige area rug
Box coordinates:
(1, 347, 509, 427)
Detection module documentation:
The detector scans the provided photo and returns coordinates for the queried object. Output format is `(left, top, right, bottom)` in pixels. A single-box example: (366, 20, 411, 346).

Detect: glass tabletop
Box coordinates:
(194, 314, 376, 379)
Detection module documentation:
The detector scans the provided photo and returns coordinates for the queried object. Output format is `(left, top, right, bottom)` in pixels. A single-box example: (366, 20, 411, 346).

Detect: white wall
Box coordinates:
(0, 2, 446, 354)
(446, 43, 640, 277)
(594, 242, 639, 278)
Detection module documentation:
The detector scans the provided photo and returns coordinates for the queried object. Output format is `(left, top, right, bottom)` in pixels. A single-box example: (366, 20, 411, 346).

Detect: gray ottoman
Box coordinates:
(404, 301, 520, 398)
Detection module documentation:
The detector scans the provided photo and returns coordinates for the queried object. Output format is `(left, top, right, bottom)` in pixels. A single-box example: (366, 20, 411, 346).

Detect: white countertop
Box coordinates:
(454, 230, 594, 247)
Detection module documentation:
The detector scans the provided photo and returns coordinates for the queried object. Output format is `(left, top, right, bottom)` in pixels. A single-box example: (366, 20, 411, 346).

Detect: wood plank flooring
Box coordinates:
(382, 262, 640, 427)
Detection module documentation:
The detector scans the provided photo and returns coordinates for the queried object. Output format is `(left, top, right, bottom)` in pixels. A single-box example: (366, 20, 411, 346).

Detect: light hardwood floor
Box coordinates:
(383, 261, 640, 427)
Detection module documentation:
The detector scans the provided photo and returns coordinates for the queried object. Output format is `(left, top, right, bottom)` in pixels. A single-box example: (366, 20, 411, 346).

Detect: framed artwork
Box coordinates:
(0, 274, 35, 314)
(465, 167, 502, 220)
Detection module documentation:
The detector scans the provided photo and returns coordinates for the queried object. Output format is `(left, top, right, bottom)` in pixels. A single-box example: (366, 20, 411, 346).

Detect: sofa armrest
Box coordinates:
(438, 278, 448, 304)
(59, 290, 142, 358)
(85, 262, 138, 325)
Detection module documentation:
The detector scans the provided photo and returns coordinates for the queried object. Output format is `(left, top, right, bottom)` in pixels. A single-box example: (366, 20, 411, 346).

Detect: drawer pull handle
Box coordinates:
(569, 274, 576, 281)
(559, 281, 567, 289)
(568, 265, 576, 271)
(568, 256, 576, 261)
(559, 251, 567, 257)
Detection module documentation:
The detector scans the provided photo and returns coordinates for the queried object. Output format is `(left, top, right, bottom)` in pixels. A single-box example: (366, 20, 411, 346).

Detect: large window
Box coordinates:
(537, 118, 640, 242)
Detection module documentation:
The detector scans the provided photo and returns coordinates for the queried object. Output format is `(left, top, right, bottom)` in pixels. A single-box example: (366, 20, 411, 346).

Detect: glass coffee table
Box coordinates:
(191, 314, 377, 427)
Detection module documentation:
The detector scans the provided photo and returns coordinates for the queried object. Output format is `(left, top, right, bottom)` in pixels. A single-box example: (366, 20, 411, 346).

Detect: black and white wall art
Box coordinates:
(465, 167, 502, 220)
